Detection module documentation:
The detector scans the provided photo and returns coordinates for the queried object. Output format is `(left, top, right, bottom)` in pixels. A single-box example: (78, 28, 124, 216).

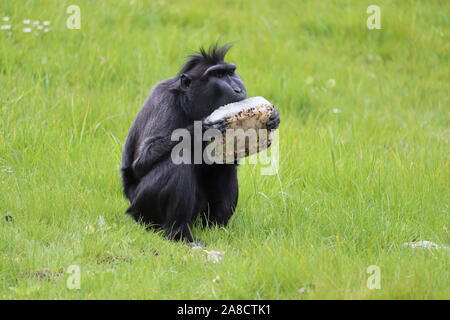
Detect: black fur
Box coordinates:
(121, 44, 279, 242)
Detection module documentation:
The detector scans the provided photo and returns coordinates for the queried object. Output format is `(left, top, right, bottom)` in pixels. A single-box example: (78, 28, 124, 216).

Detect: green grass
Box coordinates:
(0, 0, 449, 299)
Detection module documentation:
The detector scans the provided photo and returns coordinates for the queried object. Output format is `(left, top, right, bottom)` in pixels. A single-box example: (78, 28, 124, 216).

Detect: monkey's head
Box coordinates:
(175, 43, 247, 120)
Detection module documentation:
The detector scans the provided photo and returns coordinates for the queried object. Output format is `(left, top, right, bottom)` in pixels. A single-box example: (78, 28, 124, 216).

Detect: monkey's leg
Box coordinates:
(201, 164, 238, 227)
(128, 160, 200, 242)
(162, 163, 207, 243)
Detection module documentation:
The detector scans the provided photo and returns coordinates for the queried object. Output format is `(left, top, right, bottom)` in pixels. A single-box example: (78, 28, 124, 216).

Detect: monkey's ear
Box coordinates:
(180, 73, 192, 90)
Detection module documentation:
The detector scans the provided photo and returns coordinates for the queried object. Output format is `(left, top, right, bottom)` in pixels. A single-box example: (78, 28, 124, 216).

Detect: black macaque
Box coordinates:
(121, 44, 280, 244)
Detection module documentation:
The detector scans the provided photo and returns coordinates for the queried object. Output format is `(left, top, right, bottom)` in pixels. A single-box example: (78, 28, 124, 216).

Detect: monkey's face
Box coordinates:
(183, 62, 247, 120)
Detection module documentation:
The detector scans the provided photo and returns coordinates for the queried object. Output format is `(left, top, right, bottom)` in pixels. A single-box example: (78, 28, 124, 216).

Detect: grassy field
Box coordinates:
(0, 0, 449, 299)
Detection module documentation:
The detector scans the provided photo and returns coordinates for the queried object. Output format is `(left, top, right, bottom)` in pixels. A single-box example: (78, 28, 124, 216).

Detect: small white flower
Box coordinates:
(43, 21, 51, 26)
(3, 16, 9, 22)
(84, 225, 96, 234)
(23, 27, 32, 33)
(1, 25, 11, 30)
(326, 78, 336, 88)
(305, 76, 314, 85)
(43, 28, 51, 33)
(33, 20, 40, 25)
(37, 25, 43, 30)
(98, 216, 105, 226)
(332, 108, 341, 114)
(403, 241, 449, 250)
(0, 166, 13, 174)
(23, 19, 31, 24)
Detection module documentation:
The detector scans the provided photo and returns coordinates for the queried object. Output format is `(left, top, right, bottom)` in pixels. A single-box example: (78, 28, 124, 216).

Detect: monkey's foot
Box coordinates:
(188, 239, 207, 248)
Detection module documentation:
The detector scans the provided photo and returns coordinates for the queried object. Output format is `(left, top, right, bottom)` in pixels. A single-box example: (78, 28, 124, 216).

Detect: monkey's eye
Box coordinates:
(214, 69, 234, 78)
(215, 71, 226, 78)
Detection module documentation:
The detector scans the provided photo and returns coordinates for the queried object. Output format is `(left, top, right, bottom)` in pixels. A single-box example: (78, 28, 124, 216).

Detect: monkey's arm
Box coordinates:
(132, 118, 227, 179)
(131, 123, 200, 179)
(132, 134, 179, 179)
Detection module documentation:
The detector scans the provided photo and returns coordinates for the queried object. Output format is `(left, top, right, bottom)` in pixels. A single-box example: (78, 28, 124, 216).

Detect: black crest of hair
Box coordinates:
(178, 43, 233, 75)
(121, 43, 280, 244)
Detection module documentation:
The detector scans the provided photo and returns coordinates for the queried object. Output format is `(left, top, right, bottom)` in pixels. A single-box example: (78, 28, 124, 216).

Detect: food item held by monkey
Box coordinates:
(204, 96, 277, 163)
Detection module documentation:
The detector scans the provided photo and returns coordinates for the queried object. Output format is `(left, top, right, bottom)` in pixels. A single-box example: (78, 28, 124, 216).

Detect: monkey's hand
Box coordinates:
(266, 108, 280, 131)
(202, 119, 227, 133)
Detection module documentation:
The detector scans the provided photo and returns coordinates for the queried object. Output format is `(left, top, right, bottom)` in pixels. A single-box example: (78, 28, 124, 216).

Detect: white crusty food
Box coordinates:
(204, 96, 276, 163)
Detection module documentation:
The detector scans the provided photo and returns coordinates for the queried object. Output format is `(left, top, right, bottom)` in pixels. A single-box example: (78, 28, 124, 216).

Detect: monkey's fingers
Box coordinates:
(266, 108, 280, 130)
(203, 119, 227, 133)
